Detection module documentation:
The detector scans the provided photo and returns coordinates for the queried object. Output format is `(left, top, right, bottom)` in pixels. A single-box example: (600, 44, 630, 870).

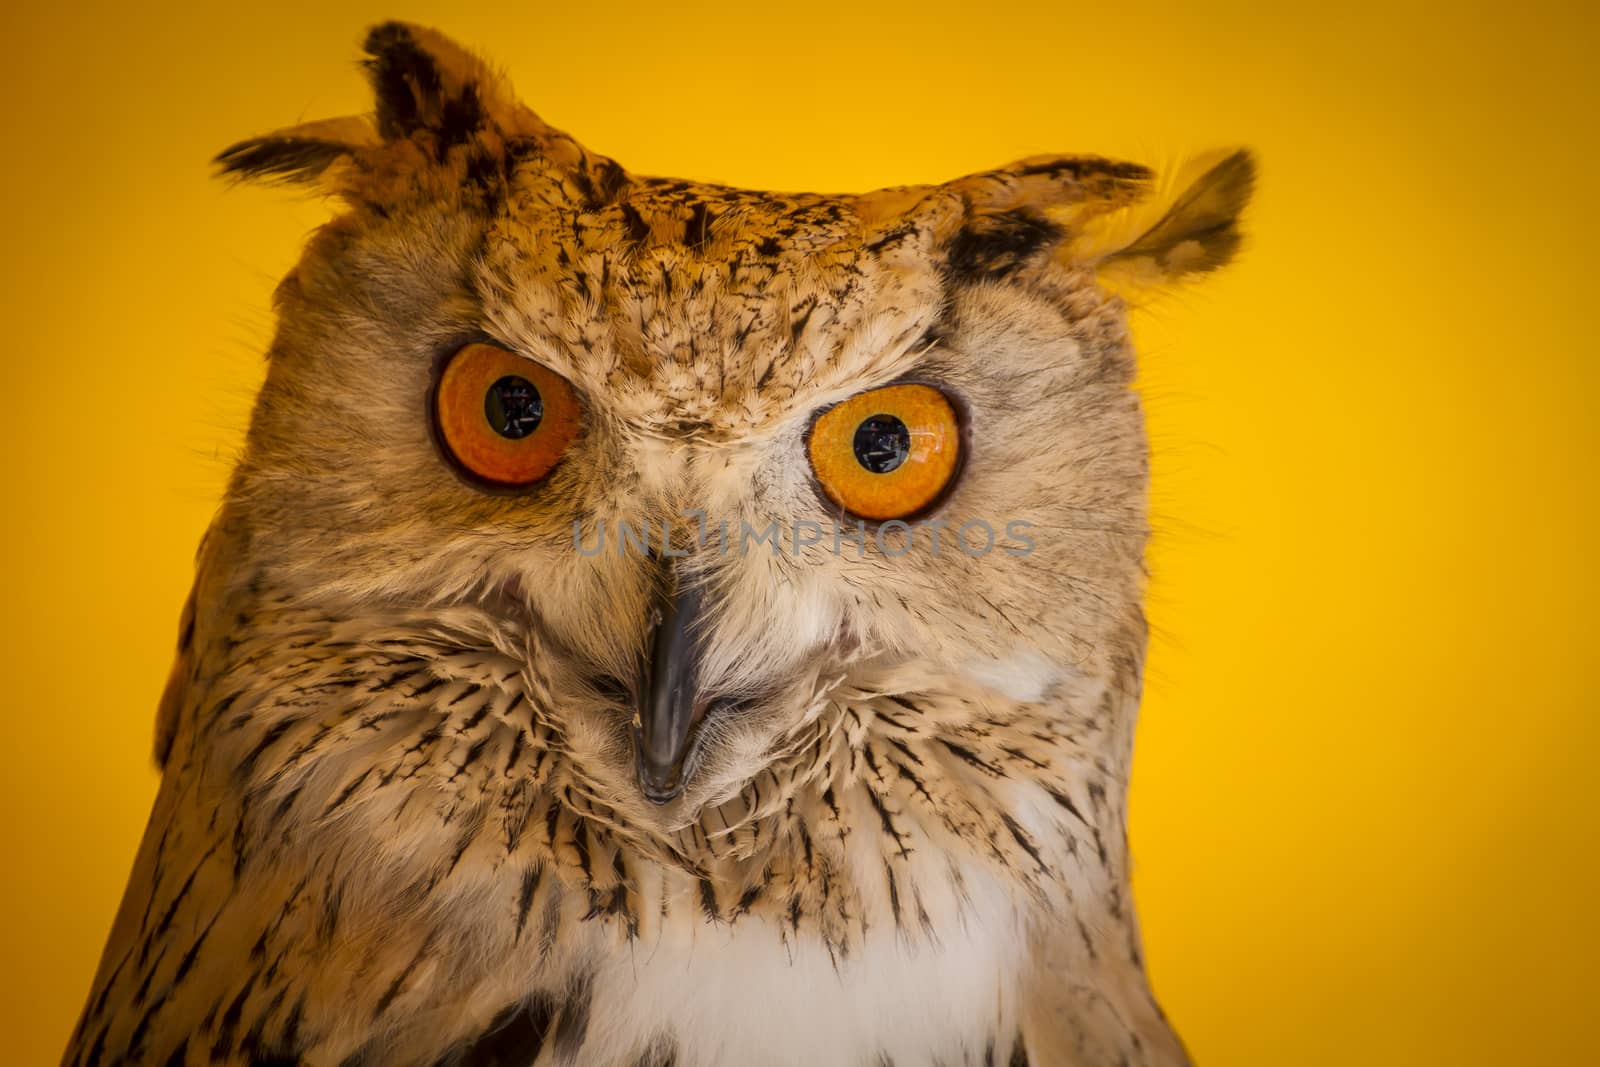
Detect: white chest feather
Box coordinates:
(574, 857, 1029, 1066)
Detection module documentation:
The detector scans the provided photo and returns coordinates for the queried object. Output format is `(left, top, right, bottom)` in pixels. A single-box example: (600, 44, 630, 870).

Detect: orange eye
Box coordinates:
(434, 343, 582, 487)
(808, 384, 961, 520)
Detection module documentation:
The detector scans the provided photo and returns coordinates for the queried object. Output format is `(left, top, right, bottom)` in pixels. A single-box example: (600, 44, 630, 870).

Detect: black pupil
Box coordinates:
(853, 414, 911, 474)
(485, 375, 543, 439)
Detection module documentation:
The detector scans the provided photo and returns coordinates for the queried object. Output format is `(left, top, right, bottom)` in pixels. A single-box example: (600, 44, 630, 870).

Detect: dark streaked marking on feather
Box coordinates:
(946, 208, 1062, 281)
(447, 736, 492, 781)
(1001, 813, 1049, 873)
(1076, 915, 1098, 961)
(733, 881, 763, 917)
(436, 996, 556, 1067)
(214, 137, 352, 185)
(698, 877, 720, 922)
(1042, 783, 1090, 826)
(146, 839, 221, 951)
(1001, 744, 1049, 770)
(235, 720, 294, 783)
(171, 913, 220, 986)
(408, 675, 448, 700)
(788, 298, 817, 344)
(457, 692, 494, 732)
(888, 756, 937, 807)
(884, 862, 902, 927)
(515, 864, 543, 942)
(363, 22, 444, 141)
(618, 201, 653, 250)
(865, 224, 917, 253)
(864, 787, 911, 858)
(1014, 156, 1151, 183)
(434, 83, 486, 153)
(210, 975, 258, 1061)
(591, 158, 629, 208)
(551, 971, 595, 1059)
(938, 737, 1005, 777)
(682, 200, 714, 250)
(373, 934, 435, 1020)
(884, 734, 923, 766)
(504, 729, 526, 775)
(322, 768, 373, 818)
(571, 814, 593, 882)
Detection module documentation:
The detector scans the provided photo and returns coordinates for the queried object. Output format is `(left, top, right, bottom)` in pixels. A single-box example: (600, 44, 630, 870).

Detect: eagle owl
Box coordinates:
(66, 22, 1252, 1067)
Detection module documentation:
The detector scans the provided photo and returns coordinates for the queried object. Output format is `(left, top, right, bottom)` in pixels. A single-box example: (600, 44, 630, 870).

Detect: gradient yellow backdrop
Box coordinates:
(3, 2, 1594, 1063)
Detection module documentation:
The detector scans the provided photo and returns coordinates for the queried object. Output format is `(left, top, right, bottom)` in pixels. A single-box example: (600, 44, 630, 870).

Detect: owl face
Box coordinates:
(218, 22, 1248, 833)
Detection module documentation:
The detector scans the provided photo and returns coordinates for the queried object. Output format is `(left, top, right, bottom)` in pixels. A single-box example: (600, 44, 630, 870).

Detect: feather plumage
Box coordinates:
(65, 21, 1248, 1066)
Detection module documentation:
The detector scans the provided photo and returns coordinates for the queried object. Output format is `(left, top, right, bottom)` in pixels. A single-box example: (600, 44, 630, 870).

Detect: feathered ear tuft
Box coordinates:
(1068, 149, 1257, 295)
(214, 116, 378, 186)
(922, 149, 1255, 294)
(361, 21, 513, 145)
(931, 156, 1155, 282)
(212, 22, 630, 206)
(213, 22, 528, 192)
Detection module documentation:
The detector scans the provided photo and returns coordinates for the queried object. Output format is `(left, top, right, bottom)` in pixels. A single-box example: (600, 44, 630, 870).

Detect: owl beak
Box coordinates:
(634, 576, 711, 804)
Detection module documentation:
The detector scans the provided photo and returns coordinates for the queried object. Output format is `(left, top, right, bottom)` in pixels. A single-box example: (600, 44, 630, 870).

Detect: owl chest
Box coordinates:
(565, 855, 1030, 1067)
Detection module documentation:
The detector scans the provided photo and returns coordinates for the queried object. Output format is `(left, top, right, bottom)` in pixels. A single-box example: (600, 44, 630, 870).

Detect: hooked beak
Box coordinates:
(634, 571, 711, 804)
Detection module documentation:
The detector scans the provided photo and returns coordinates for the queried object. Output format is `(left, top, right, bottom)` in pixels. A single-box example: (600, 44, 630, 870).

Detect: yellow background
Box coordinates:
(3, 2, 1594, 1063)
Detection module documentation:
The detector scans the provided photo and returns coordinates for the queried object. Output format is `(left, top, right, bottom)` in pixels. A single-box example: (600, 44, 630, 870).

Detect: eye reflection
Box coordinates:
(485, 375, 543, 439)
(852, 414, 911, 474)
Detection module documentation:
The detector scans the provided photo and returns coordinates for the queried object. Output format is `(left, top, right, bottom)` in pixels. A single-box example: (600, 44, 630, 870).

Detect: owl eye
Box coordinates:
(808, 384, 961, 520)
(434, 343, 582, 487)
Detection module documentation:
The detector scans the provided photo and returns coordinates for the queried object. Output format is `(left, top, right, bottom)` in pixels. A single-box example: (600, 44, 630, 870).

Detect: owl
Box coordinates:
(64, 21, 1251, 1067)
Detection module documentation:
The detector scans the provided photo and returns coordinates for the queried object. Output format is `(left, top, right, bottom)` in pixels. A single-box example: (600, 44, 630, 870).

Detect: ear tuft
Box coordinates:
(214, 24, 526, 193)
(934, 156, 1154, 282)
(214, 24, 626, 207)
(1073, 149, 1257, 294)
(215, 138, 346, 184)
(213, 116, 377, 186)
(362, 21, 499, 145)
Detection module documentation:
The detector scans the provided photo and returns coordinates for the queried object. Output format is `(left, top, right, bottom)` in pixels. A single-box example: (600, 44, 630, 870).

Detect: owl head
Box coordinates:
(204, 22, 1251, 850)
